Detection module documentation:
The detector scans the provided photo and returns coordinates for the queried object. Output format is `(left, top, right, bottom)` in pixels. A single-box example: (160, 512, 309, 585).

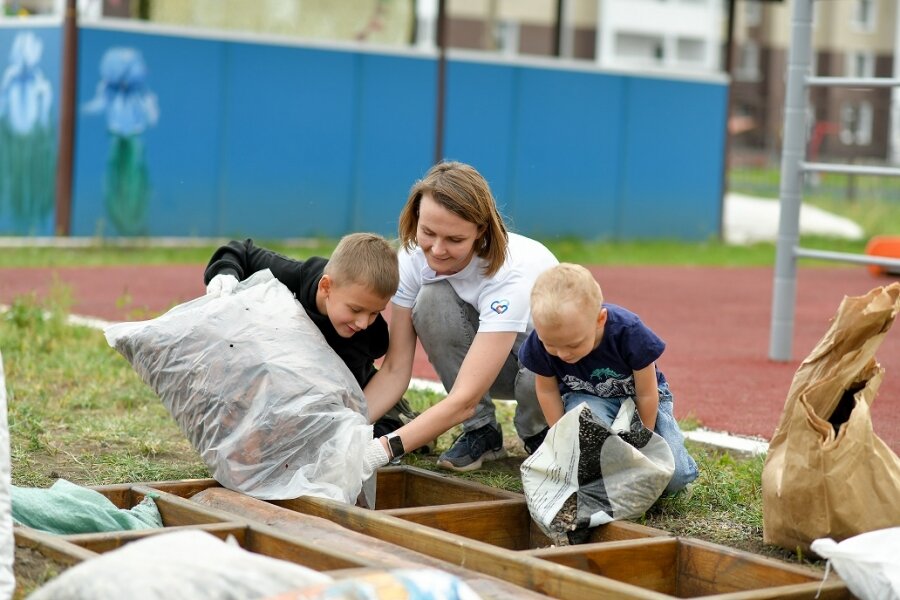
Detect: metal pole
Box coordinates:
(719, 0, 737, 243)
(769, 0, 814, 361)
(433, 0, 446, 165)
(557, 0, 574, 58)
(54, 0, 77, 236)
(553, 0, 563, 57)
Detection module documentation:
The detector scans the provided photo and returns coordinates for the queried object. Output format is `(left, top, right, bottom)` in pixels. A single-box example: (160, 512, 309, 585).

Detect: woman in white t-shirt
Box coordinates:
(363, 161, 558, 474)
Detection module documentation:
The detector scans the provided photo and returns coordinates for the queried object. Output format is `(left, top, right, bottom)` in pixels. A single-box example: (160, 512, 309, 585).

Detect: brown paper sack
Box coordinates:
(762, 282, 900, 552)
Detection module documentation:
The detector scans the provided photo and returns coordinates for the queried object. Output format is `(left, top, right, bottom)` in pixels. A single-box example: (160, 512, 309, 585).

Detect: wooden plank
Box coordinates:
(370, 468, 406, 509)
(374, 466, 519, 509)
(193, 488, 434, 569)
(137, 478, 221, 499)
(528, 538, 677, 594)
(527, 519, 672, 549)
(87, 483, 135, 508)
(526, 538, 849, 599)
(675, 538, 822, 596)
(589, 520, 672, 542)
(14, 527, 98, 565)
(274, 495, 667, 599)
(62, 523, 246, 553)
(130, 486, 243, 527)
(242, 527, 365, 572)
(701, 580, 850, 600)
(191, 487, 550, 599)
(385, 500, 531, 550)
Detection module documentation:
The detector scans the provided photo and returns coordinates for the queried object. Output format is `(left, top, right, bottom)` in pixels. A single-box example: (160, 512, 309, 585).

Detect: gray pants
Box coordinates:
(411, 280, 548, 440)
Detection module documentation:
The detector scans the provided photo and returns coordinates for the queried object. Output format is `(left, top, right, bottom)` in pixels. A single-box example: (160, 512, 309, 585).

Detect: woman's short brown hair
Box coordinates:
(398, 161, 509, 277)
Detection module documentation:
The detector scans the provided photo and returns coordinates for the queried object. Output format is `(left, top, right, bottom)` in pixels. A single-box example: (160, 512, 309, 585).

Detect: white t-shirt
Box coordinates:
(393, 233, 558, 333)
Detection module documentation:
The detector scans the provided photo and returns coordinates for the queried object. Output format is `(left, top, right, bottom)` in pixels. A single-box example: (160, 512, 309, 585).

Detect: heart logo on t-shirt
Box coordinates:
(491, 299, 510, 314)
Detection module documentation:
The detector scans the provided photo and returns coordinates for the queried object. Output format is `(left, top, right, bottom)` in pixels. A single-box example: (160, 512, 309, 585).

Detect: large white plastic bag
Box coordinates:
(28, 529, 331, 600)
(811, 528, 900, 600)
(521, 400, 674, 545)
(104, 270, 372, 504)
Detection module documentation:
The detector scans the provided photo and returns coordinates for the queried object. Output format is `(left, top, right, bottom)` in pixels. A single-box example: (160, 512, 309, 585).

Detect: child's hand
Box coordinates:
(362, 438, 389, 479)
(206, 274, 239, 297)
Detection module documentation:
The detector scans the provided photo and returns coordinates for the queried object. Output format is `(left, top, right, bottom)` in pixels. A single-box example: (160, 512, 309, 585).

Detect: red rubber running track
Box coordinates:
(2, 264, 898, 452)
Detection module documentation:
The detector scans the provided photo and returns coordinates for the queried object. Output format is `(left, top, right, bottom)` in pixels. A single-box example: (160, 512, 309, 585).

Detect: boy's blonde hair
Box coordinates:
(531, 263, 603, 326)
(324, 233, 399, 298)
(398, 161, 509, 277)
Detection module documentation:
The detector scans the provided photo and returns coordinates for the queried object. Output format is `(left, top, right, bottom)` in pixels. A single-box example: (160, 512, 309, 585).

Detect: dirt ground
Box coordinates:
(12, 545, 69, 598)
(2, 262, 898, 452)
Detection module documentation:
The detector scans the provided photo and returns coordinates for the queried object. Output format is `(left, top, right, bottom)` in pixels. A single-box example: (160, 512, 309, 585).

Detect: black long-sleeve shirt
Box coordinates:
(204, 239, 388, 387)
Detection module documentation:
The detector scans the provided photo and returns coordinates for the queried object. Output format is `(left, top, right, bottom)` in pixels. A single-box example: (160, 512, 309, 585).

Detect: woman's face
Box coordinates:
(416, 193, 482, 276)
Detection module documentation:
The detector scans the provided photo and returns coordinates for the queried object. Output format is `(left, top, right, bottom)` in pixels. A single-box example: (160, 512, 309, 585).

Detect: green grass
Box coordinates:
(730, 166, 900, 238)
(2, 293, 208, 489)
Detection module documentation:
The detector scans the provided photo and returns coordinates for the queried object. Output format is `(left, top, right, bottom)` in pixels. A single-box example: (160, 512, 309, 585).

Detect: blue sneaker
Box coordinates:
(436, 424, 506, 472)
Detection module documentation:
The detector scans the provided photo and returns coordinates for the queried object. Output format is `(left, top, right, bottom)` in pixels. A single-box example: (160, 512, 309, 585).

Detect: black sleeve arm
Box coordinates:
(203, 239, 308, 296)
(204, 239, 251, 284)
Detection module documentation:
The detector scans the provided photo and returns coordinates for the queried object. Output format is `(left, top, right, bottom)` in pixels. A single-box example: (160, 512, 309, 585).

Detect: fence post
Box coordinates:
(54, 0, 77, 236)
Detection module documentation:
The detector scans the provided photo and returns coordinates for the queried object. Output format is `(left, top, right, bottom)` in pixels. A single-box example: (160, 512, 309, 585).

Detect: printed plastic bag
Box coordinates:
(267, 568, 483, 600)
(762, 283, 900, 552)
(104, 270, 373, 505)
(811, 527, 900, 600)
(521, 400, 674, 545)
(28, 529, 331, 600)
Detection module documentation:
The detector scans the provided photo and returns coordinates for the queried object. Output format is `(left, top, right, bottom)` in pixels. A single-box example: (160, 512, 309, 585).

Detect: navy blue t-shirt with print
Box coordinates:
(519, 303, 667, 398)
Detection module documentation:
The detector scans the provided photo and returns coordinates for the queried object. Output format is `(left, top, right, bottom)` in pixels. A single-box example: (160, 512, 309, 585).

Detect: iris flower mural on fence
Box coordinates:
(84, 47, 158, 236)
(0, 31, 56, 230)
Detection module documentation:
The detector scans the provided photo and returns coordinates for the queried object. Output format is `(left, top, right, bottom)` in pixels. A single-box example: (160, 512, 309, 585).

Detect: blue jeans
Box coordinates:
(562, 384, 699, 495)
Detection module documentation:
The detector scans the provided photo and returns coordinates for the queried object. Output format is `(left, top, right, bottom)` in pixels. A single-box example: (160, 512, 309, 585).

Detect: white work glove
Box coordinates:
(206, 274, 239, 297)
(362, 438, 390, 480)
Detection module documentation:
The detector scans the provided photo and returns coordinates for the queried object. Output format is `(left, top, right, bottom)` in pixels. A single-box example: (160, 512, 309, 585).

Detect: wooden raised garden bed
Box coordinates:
(15, 466, 849, 599)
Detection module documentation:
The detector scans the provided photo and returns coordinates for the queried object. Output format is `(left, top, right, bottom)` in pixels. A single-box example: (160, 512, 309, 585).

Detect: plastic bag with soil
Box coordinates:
(521, 400, 674, 545)
(104, 270, 373, 505)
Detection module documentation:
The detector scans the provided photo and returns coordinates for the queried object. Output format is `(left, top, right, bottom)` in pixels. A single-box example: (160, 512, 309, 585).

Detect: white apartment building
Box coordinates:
(423, 0, 726, 73)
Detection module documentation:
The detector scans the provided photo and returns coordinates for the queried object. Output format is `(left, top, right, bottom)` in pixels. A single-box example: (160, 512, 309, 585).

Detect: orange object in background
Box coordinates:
(865, 235, 900, 276)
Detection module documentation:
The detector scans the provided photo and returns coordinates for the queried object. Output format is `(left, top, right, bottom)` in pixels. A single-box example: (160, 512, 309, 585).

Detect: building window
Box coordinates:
(676, 38, 705, 66)
(736, 40, 760, 80)
(493, 20, 520, 57)
(852, 0, 876, 33)
(840, 101, 874, 145)
(845, 51, 875, 78)
(615, 33, 665, 66)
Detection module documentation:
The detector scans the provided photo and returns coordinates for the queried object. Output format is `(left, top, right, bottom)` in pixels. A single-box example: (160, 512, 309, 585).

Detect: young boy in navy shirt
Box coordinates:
(518, 263, 698, 495)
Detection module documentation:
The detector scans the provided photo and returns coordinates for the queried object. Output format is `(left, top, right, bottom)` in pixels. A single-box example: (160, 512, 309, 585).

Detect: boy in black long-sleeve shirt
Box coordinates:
(204, 233, 414, 436)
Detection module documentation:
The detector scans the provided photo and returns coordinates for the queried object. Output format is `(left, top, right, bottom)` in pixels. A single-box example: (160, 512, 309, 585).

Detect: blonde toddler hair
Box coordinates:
(531, 263, 603, 326)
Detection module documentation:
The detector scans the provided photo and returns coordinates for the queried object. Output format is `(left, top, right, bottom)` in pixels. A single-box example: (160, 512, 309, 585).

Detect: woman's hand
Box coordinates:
(362, 438, 390, 479)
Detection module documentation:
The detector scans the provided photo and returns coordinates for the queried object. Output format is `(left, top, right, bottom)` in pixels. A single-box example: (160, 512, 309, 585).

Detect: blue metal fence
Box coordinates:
(0, 20, 728, 240)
